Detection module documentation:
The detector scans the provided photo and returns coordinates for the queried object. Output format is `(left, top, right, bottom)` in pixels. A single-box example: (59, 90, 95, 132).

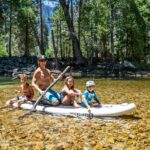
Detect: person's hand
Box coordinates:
(53, 78, 57, 82)
(87, 105, 91, 111)
(76, 93, 81, 97)
(78, 90, 82, 95)
(69, 90, 75, 96)
(76, 91, 82, 97)
(40, 90, 46, 96)
(15, 90, 21, 93)
(98, 103, 102, 107)
(26, 101, 32, 104)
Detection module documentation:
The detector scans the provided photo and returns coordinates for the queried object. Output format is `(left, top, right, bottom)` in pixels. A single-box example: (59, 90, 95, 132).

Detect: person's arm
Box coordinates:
(48, 69, 56, 82)
(32, 70, 43, 94)
(74, 88, 82, 96)
(93, 92, 101, 106)
(63, 86, 78, 96)
(82, 96, 91, 110)
(15, 87, 22, 97)
(29, 86, 34, 100)
(74, 89, 82, 103)
(51, 74, 56, 82)
(15, 89, 21, 93)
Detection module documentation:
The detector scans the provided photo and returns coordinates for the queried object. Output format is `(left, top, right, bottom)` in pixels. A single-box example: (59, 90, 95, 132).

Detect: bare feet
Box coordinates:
(26, 101, 32, 104)
(73, 101, 81, 108)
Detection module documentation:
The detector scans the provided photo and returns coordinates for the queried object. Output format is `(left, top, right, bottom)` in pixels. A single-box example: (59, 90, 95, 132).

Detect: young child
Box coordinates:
(6, 74, 34, 107)
(61, 76, 82, 107)
(81, 80, 102, 109)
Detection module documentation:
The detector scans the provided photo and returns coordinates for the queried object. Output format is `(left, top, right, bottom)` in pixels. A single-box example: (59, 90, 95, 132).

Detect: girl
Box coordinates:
(6, 74, 34, 107)
(61, 76, 82, 107)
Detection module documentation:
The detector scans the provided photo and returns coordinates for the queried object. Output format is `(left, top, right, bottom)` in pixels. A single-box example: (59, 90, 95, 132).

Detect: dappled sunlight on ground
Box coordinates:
(0, 77, 150, 149)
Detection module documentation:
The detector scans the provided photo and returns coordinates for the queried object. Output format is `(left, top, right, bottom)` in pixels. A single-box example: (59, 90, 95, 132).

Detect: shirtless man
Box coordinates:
(32, 55, 61, 106)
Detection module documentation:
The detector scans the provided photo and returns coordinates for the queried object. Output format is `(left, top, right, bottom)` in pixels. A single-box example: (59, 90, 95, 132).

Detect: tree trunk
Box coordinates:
(8, 2, 12, 57)
(59, 20, 63, 59)
(78, 0, 82, 46)
(29, 18, 41, 52)
(70, 0, 75, 58)
(4, 15, 7, 32)
(24, 18, 29, 56)
(94, 36, 98, 59)
(40, 0, 44, 55)
(110, 2, 115, 64)
(56, 21, 59, 54)
(125, 30, 128, 58)
(51, 30, 59, 69)
(70, 0, 73, 21)
(59, 0, 85, 64)
(101, 35, 107, 60)
(88, 15, 94, 66)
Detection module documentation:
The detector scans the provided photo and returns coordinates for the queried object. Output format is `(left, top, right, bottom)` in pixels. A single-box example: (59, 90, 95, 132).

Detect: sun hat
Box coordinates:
(86, 80, 95, 87)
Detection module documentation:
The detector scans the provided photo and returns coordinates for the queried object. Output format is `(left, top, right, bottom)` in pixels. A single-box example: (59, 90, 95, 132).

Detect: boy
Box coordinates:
(6, 74, 34, 107)
(81, 81, 102, 108)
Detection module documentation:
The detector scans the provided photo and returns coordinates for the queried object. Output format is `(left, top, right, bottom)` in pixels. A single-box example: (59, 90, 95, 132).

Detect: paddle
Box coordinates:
(88, 109, 93, 119)
(18, 66, 70, 119)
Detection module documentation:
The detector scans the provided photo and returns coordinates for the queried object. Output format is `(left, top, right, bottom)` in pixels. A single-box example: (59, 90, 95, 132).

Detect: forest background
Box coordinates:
(0, 0, 149, 71)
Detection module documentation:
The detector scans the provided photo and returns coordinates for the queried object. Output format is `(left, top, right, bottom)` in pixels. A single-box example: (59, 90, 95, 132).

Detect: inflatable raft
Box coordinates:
(13, 103, 136, 117)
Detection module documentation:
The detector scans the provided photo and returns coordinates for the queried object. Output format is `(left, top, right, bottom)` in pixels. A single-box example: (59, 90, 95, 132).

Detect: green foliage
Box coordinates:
(51, 0, 149, 63)
(0, 0, 46, 57)
(0, 42, 8, 57)
(45, 48, 53, 58)
(0, 0, 149, 64)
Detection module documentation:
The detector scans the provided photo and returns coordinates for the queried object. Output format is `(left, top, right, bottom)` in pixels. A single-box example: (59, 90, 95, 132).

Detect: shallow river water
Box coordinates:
(0, 77, 150, 149)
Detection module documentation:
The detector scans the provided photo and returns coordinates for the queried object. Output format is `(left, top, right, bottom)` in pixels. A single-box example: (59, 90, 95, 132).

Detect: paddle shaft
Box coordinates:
(31, 66, 70, 111)
(88, 109, 93, 119)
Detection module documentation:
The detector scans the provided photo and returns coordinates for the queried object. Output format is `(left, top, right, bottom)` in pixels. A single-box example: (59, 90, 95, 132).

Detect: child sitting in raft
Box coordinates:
(6, 74, 34, 107)
(81, 81, 102, 108)
(61, 76, 82, 107)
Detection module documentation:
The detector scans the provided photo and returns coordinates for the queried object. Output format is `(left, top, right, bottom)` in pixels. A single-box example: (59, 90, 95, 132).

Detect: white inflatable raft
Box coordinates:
(13, 103, 136, 117)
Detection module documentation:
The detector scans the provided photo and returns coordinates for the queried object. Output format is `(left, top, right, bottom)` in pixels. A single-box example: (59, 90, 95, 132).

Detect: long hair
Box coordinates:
(65, 76, 74, 89)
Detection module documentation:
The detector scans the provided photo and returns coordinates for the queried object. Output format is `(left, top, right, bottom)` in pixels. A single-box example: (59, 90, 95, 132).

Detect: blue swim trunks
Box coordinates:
(43, 89, 61, 104)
